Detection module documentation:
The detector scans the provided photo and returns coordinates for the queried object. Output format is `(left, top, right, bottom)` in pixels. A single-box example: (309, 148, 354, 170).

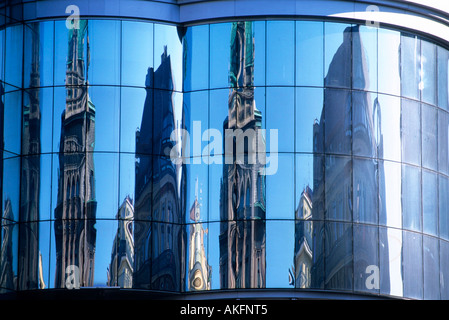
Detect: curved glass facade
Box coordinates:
(1, 16, 449, 300)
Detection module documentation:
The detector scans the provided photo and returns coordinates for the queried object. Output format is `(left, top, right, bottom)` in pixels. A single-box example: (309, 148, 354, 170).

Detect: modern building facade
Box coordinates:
(0, 0, 449, 300)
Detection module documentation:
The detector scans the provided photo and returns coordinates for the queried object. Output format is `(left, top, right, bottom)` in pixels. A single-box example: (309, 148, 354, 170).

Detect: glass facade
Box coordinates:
(0, 16, 449, 300)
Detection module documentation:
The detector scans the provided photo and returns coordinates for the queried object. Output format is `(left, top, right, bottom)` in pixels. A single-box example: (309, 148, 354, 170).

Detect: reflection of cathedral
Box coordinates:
(219, 22, 266, 289)
(54, 20, 97, 288)
(19, 22, 42, 291)
(302, 25, 389, 291)
(108, 196, 134, 288)
(188, 178, 211, 291)
(133, 46, 185, 291)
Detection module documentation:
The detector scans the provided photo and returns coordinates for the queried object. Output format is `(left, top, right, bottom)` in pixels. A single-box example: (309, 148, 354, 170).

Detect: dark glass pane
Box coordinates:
(0, 221, 18, 291)
(325, 222, 353, 291)
(325, 155, 352, 222)
(353, 91, 378, 158)
(5, 25, 23, 89)
(24, 21, 54, 88)
(324, 22, 352, 89)
(324, 89, 351, 155)
(3, 90, 22, 155)
(120, 87, 147, 154)
(2, 156, 20, 222)
(353, 158, 378, 224)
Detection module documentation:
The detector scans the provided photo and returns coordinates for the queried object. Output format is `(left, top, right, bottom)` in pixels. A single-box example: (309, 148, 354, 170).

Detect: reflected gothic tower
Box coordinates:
(219, 21, 266, 289)
(54, 20, 97, 288)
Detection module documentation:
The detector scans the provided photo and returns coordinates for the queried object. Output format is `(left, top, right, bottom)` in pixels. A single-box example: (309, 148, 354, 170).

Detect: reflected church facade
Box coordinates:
(1, 1, 449, 299)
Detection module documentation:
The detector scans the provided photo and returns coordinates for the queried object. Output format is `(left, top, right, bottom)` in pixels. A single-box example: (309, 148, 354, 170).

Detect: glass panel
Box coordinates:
(437, 47, 449, 111)
(296, 87, 323, 153)
(266, 21, 294, 86)
(120, 87, 147, 154)
(121, 21, 153, 88)
(210, 23, 231, 89)
(296, 21, 324, 87)
(2, 156, 20, 222)
(54, 20, 88, 87)
(440, 240, 449, 299)
(132, 220, 151, 289)
(88, 20, 121, 85)
(324, 22, 352, 89)
(353, 158, 378, 224)
(184, 90, 209, 159)
(0, 29, 4, 82)
(22, 87, 53, 155)
(24, 21, 54, 88)
(353, 25, 377, 92)
(186, 161, 208, 224)
(439, 109, 449, 175)
(89, 86, 120, 152)
(20, 154, 52, 222)
(186, 222, 211, 291)
(422, 104, 438, 170)
(353, 91, 378, 158)
(401, 34, 421, 100)
(379, 227, 403, 297)
(154, 24, 183, 92)
(207, 222, 220, 289)
(266, 220, 293, 288)
(421, 41, 436, 105)
(354, 224, 379, 294)
(401, 99, 421, 166)
(5, 24, 23, 89)
(17, 221, 51, 290)
(422, 170, 438, 236)
(325, 222, 352, 291)
(93, 153, 119, 219)
(295, 220, 324, 289)
(403, 230, 423, 299)
(325, 155, 352, 222)
(378, 28, 401, 96)
(3, 90, 22, 155)
(402, 164, 422, 232)
(379, 160, 402, 228)
(95, 219, 121, 288)
(183, 25, 209, 92)
(253, 21, 265, 87)
(423, 235, 440, 300)
(151, 222, 183, 291)
(440, 175, 449, 241)
(296, 154, 324, 220)
(266, 87, 294, 153)
(324, 89, 351, 155)
(266, 153, 294, 219)
(377, 94, 401, 162)
(0, 221, 18, 291)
